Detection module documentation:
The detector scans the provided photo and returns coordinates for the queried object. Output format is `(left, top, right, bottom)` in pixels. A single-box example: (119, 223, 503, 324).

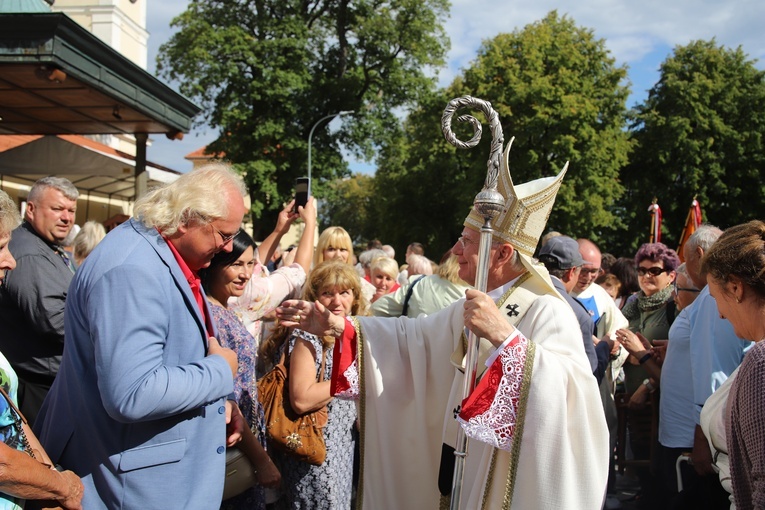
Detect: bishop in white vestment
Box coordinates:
(279, 138, 609, 509)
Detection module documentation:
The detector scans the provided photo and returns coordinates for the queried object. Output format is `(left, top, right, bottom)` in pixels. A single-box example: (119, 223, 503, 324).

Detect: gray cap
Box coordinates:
(538, 235, 584, 270)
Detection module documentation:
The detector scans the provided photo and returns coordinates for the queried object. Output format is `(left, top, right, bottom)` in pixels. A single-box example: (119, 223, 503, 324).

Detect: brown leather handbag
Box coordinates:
(257, 346, 328, 466)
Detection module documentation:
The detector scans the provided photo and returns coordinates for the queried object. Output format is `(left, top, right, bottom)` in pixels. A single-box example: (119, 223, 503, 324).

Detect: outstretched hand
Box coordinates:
(277, 299, 345, 338)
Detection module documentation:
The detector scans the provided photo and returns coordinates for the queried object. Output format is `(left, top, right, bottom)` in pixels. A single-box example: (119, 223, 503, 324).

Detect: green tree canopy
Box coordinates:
(374, 11, 631, 257)
(318, 172, 377, 243)
(157, 0, 449, 237)
(622, 39, 765, 255)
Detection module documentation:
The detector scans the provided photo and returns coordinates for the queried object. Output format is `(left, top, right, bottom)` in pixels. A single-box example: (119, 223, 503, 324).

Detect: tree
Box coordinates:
(319, 172, 377, 243)
(375, 11, 631, 257)
(157, 0, 449, 237)
(623, 39, 765, 255)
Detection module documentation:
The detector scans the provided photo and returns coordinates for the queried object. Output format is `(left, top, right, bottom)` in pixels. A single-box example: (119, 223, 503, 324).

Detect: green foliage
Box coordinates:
(157, 0, 449, 238)
(319, 173, 377, 243)
(622, 39, 765, 256)
(374, 11, 631, 257)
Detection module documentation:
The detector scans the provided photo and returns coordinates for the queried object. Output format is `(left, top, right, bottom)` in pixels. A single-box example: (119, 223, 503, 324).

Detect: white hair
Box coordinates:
(73, 221, 107, 264)
(0, 190, 21, 236)
(133, 162, 246, 236)
(686, 224, 723, 253)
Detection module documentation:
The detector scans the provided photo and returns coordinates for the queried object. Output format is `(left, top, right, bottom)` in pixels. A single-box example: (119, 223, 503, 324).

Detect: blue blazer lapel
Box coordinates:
(128, 219, 209, 345)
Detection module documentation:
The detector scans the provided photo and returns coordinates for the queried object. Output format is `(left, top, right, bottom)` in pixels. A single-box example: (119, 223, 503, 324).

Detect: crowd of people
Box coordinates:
(1, 162, 765, 510)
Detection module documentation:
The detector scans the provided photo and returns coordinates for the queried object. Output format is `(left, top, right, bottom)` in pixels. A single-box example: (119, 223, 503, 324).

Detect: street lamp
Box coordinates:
(307, 110, 353, 189)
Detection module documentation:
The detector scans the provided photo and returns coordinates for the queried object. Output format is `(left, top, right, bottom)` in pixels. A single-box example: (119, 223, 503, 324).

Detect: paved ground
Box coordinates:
(605, 471, 643, 510)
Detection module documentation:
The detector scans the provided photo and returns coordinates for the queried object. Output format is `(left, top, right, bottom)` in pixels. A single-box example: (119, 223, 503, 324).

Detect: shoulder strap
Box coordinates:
(402, 275, 427, 316)
(666, 299, 677, 327)
(318, 346, 327, 383)
(0, 385, 36, 459)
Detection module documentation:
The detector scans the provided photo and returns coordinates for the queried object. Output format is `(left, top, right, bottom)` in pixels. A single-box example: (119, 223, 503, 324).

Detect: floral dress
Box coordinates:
(228, 262, 305, 370)
(271, 330, 357, 509)
(0, 351, 24, 510)
(210, 303, 267, 510)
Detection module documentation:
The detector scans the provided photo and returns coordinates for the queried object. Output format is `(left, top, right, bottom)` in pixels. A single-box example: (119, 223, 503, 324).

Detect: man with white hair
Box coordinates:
(280, 145, 608, 509)
(35, 163, 246, 509)
(0, 176, 79, 424)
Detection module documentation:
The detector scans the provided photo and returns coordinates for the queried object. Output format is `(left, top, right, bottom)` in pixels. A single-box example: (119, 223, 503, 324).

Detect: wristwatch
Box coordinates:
(642, 378, 655, 392)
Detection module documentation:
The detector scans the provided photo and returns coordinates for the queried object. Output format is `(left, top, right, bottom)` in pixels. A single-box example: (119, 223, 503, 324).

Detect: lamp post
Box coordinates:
(307, 110, 353, 187)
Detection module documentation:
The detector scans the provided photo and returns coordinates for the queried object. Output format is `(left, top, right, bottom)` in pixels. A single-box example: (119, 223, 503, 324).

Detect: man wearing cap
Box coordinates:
(279, 144, 609, 509)
(538, 235, 599, 376)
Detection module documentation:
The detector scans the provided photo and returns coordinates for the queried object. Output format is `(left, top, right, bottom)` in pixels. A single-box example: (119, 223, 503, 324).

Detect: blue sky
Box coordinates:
(144, 0, 765, 174)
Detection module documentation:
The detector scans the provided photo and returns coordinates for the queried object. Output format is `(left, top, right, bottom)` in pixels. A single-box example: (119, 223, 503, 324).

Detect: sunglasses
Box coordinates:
(636, 266, 668, 277)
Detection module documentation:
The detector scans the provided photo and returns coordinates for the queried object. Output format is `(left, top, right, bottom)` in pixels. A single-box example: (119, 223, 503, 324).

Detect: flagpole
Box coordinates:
(648, 198, 661, 243)
(441, 96, 505, 510)
(677, 196, 702, 261)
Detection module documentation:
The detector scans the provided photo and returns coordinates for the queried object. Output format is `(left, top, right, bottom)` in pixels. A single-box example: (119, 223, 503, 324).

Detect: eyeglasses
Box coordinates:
(580, 267, 603, 276)
(672, 281, 700, 293)
(211, 225, 237, 246)
(637, 266, 668, 277)
(456, 233, 499, 250)
(456, 234, 478, 249)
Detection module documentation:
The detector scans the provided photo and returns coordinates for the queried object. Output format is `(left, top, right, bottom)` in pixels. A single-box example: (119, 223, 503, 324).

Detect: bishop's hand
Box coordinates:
(277, 299, 345, 338)
(463, 289, 516, 347)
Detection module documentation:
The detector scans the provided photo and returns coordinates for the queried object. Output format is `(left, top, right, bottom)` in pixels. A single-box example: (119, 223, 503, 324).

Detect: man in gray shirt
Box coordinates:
(0, 176, 78, 425)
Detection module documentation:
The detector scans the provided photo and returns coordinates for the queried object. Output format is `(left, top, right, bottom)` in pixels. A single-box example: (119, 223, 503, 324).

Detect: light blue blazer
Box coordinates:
(35, 219, 234, 509)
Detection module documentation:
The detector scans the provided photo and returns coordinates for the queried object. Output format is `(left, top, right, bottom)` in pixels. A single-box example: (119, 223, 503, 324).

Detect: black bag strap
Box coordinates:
(666, 298, 677, 327)
(402, 275, 427, 316)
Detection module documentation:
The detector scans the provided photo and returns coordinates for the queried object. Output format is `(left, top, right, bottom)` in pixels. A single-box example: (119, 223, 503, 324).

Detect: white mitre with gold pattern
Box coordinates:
(463, 140, 568, 257)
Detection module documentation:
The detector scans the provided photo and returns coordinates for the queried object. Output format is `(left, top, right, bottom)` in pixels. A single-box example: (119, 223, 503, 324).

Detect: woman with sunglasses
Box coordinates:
(616, 242, 680, 508)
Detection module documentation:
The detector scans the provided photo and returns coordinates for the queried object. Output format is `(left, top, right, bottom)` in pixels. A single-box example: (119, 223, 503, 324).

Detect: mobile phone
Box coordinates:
(293, 177, 310, 213)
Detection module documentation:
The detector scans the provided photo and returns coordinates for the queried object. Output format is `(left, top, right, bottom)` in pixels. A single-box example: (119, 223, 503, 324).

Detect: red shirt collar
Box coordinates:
(163, 234, 213, 337)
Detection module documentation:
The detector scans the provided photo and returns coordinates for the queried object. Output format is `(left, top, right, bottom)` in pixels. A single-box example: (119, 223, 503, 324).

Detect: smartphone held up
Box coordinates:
(293, 177, 310, 213)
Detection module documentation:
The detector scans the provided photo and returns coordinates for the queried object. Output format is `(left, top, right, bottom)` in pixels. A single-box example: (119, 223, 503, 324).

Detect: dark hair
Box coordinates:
(601, 253, 616, 273)
(634, 242, 680, 273)
(702, 220, 765, 301)
(609, 257, 639, 297)
(199, 229, 255, 292)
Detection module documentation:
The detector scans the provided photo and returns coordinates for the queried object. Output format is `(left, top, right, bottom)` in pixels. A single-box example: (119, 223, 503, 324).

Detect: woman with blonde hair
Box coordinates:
(313, 226, 353, 266)
(73, 220, 106, 266)
(372, 251, 470, 318)
(369, 256, 400, 303)
(260, 260, 367, 509)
